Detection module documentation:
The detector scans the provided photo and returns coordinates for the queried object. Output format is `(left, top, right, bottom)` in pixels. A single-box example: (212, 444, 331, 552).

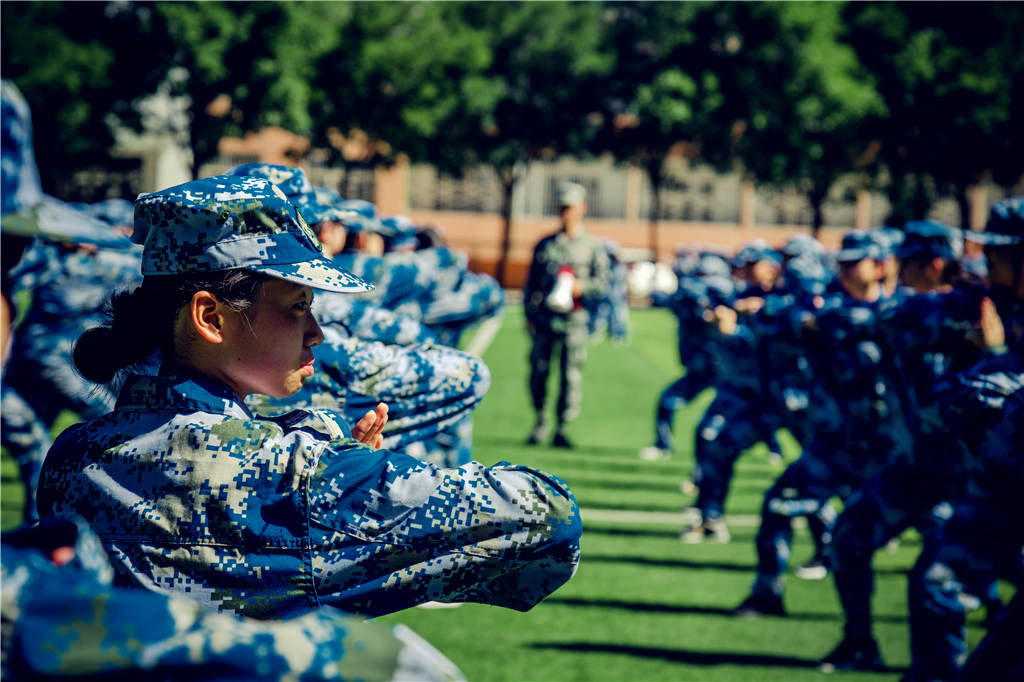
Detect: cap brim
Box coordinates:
(835, 249, 868, 262)
(963, 231, 1022, 245)
(2, 196, 132, 248)
(250, 256, 374, 293)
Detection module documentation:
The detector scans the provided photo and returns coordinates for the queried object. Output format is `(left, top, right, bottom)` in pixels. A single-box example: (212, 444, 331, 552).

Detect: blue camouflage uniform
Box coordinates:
(223, 164, 483, 464)
(225, 165, 486, 466)
(902, 198, 1024, 681)
(39, 371, 580, 618)
(315, 292, 438, 346)
(36, 175, 582, 620)
(648, 253, 732, 454)
(2, 516, 465, 681)
(586, 239, 630, 343)
(907, 369, 1024, 682)
(328, 198, 504, 347)
(742, 231, 911, 608)
(685, 246, 791, 531)
(824, 208, 1022, 667)
(1, 237, 142, 521)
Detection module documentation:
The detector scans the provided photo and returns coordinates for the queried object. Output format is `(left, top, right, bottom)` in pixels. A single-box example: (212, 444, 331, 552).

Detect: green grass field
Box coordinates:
(1, 305, 996, 681)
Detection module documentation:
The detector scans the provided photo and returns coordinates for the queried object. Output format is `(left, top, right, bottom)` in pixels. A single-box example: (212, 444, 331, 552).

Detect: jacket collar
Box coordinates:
(116, 372, 253, 419)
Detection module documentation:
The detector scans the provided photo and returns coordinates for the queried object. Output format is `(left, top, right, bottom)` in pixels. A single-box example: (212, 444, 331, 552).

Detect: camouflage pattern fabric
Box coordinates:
(1, 238, 143, 523)
(0, 389, 50, 524)
(528, 318, 590, 427)
(746, 290, 913, 601)
(691, 385, 785, 522)
(648, 268, 733, 451)
(828, 285, 1014, 646)
(524, 228, 611, 429)
(336, 247, 501, 346)
(586, 244, 630, 343)
(417, 269, 505, 347)
(1, 79, 43, 215)
(906, 371, 1024, 682)
(314, 292, 438, 346)
(133, 175, 371, 294)
(37, 372, 581, 619)
(2, 516, 465, 681)
(523, 228, 611, 335)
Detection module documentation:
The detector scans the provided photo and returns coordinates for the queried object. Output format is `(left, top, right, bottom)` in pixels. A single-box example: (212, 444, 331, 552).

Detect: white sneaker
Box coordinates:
(794, 557, 829, 580)
(638, 446, 671, 461)
(679, 478, 698, 495)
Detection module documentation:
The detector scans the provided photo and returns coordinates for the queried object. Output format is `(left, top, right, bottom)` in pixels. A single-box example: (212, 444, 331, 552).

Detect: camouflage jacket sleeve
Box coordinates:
(966, 381, 1024, 531)
(578, 237, 612, 303)
(2, 517, 465, 681)
(37, 373, 579, 622)
(522, 236, 551, 324)
(315, 293, 438, 346)
(307, 442, 582, 615)
(258, 326, 491, 449)
(418, 271, 505, 329)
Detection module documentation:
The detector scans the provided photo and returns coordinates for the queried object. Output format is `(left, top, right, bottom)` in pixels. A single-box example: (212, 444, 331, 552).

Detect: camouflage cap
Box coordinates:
(335, 198, 396, 236)
(873, 227, 905, 257)
(227, 162, 312, 196)
(897, 220, 962, 261)
(733, 239, 781, 267)
(2, 79, 43, 214)
(225, 163, 352, 226)
(695, 252, 732, 279)
(1, 80, 131, 248)
(784, 253, 829, 296)
(836, 229, 884, 263)
(380, 215, 417, 236)
(964, 197, 1024, 246)
(556, 181, 586, 207)
(782, 233, 825, 258)
(133, 174, 373, 293)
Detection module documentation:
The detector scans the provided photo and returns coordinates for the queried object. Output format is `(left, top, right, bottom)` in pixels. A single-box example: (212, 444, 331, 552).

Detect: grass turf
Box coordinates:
(2, 305, 1000, 681)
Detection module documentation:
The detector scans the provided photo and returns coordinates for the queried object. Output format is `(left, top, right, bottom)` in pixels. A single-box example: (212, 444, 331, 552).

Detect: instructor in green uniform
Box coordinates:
(523, 181, 611, 448)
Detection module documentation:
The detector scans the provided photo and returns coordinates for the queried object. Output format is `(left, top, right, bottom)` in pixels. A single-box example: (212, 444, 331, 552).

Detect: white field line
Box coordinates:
(582, 508, 809, 528)
(465, 310, 505, 358)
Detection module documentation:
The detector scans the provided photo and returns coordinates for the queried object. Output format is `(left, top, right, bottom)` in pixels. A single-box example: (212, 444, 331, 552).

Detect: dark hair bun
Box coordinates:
(73, 327, 121, 384)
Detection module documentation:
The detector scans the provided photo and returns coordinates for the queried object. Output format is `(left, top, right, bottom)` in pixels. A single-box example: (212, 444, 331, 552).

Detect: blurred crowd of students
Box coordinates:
(642, 207, 1023, 680)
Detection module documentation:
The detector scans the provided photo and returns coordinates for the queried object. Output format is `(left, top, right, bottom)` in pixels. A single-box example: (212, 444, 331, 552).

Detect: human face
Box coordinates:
(749, 260, 779, 290)
(218, 279, 324, 398)
(316, 220, 348, 258)
(838, 257, 879, 288)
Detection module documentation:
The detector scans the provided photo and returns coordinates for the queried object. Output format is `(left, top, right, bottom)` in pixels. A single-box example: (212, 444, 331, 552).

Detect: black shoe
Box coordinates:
(732, 593, 786, 618)
(551, 432, 573, 449)
(818, 636, 883, 672)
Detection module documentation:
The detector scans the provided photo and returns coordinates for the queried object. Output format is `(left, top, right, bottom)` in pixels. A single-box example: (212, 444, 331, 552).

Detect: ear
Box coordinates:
(189, 290, 227, 344)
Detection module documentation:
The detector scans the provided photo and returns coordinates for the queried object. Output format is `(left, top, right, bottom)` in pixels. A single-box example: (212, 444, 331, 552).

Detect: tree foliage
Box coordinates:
(2, 0, 1021, 222)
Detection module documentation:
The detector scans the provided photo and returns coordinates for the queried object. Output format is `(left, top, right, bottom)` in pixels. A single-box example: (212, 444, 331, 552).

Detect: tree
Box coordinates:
(727, 2, 885, 236)
(440, 1, 616, 285)
(1, 1, 169, 196)
(596, 2, 732, 256)
(845, 2, 1024, 226)
(310, 2, 493, 169)
(156, 2, 350, 178)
